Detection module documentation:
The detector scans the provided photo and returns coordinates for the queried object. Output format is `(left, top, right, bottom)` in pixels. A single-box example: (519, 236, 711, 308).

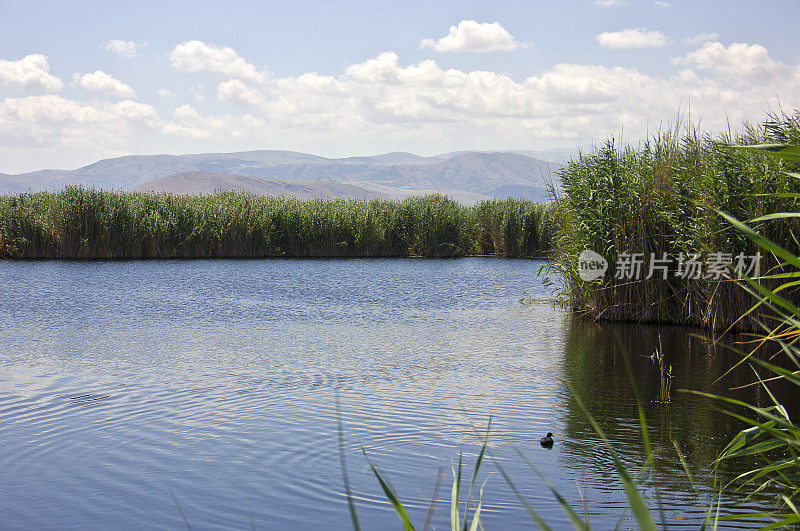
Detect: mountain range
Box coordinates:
(0, 149, 570, 203)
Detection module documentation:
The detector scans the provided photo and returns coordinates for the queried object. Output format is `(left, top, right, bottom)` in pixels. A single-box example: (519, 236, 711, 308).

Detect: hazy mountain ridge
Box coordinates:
(135, 171, 492, 204)
(0, 149, 565, 202)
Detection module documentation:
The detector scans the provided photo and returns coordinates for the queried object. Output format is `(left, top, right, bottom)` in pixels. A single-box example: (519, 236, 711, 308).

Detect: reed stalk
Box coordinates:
(552, 111, 800, 331)
(0, 191, 558, 259)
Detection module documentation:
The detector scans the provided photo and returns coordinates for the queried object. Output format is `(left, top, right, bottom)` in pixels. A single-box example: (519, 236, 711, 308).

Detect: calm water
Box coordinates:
(0, 259, 785, 529)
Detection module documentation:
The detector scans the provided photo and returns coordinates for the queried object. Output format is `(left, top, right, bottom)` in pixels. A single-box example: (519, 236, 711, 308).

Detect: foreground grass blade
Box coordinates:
(451, 453, 462, 531)
(571, 390, 658, 531)
(462, 417, 491, 531)
(363, 450, 416, 531)
(515, 448, 589, 530)
(170, 490, 193, 531)
(335, 392, 362, 531)
(492, 458, 553, 530)
(422, 466, 444, 531)
(735, 143, 800, 164)
(468, 479, 488, 531)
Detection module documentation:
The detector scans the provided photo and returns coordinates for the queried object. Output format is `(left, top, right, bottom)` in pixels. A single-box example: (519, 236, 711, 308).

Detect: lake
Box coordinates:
(0, 259, 783, 529)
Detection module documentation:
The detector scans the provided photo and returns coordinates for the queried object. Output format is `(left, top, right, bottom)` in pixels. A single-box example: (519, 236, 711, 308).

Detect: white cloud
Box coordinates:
(2, 41, 798, 174)
(73, 71, 137, 98)
(157, 89, 176, 98)
(217, 79, 266, 106)
(672, 41, 795, 83)
(0, 95, 161, 153)
(102, 39, 145, 58)
(420, 20, 522, 53)
(596, 28, 668, 49)
(683, 32, 720, 46)
(162, 104, 265, 140)
(654, 1, 671, 6)
(255, 49, 798, 149)
(168, 40, 265, 82)
(0, 54, 63, 92)
(594, 0, 630, 6)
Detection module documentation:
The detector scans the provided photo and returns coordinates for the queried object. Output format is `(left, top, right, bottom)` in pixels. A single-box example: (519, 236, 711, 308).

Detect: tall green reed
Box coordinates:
(685, 141, 800, 529)
(553, 111, 800, 331)
(0, 189, 558, 259)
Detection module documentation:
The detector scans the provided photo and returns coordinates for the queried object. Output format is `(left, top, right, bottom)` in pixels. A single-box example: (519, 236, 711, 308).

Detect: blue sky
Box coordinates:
(0, 0, 798, 173)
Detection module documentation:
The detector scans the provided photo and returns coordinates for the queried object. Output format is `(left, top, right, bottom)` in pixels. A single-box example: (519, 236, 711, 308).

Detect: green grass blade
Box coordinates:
(514, 448, 589, 530)
(461, 417, 491, 531)
(468, 479, 488, 531)
(571, 390, 657, 531)
(363, 451, 416, 531)
(422, 466, 444, 531)
(713, 208, 800, 271)
(734, 143, 800, 163)
(170, 490, 193, 531)
(336, 394, 362, 531)
(749, 212, 800, 222)
(492, 458, 552, 530)
(451, 453, 462, 531)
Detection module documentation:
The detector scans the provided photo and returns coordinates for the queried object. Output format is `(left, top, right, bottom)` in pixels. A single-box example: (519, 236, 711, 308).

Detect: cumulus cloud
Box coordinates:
(420, 20, 522, 53)
(0, 95, 161, 157)
(596, 28, 668, 49)
(253, 48, 798, 149)
(162, 104, 265, 139)
(168, 40, 265, 82)
(102, 39, 145, 58)
(217, 79, 266, 106)
(73, 71, 137, 98)
(672, 41, 795, 83)
(684, 33, 719, 46)
(157, 89, 176, 98)
(3, 40, 798, 174)
(264, 52, 675, 129)
(0, 54, 63, 92)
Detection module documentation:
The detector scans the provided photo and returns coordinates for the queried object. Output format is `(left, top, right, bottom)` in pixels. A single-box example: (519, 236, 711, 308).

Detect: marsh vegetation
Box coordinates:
(0, 191, 557, 259)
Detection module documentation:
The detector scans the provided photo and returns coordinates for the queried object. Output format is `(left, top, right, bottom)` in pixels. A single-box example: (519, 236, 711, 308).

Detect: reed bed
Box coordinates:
(0, 190, 558, 259)
(553, 111, 800, 331)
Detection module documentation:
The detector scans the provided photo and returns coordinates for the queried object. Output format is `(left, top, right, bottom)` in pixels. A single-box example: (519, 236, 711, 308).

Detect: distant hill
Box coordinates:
(136, 171, 385, 200)
(0, 149, 563, 202)
(135, 171, 493, 204)
(338, 152, 437, 165)
(435, 148, 576, 164)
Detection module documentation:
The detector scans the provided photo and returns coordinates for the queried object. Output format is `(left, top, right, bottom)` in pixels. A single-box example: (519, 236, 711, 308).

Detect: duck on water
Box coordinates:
(540, 432, 554, 448)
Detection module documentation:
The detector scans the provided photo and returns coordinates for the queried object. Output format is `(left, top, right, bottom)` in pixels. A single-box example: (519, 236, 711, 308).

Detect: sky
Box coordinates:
(0, 0, 798, 174)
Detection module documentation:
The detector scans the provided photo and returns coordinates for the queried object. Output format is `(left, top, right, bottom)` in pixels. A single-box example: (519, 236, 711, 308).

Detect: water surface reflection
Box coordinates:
(0, 259, 785, 529)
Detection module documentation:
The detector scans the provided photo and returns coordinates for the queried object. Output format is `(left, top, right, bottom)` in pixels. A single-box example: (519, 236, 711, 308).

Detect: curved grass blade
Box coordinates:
(514, 447, 589, 530)
(363, 450, 416, 531)
(492, 458, 552, 530)
(713, 208, 800, 271)
(749, 212, 800, 223)
(451, 453, 462, 531)
(170, 489, 193, 531)
(461, 417, 491, 531)
(336, 392, 362, 531)
(571, 390, 657, 531)
(422, 466, 444, 531)
(734, 143, 800, 163)
(468, 478, 488, 531)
